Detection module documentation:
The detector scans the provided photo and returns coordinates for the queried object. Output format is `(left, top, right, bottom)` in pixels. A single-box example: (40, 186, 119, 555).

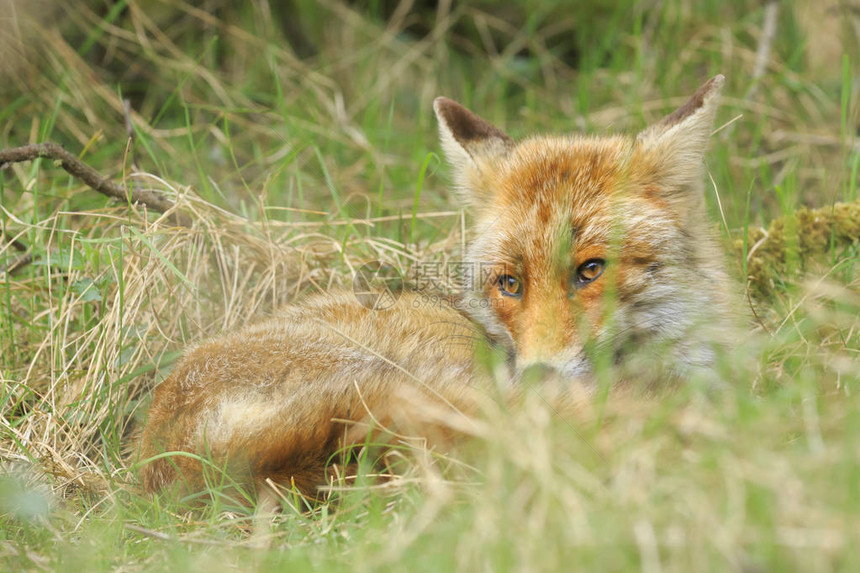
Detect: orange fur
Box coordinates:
(436, 75, 738, 382)
(139, 76, 738, 498)
(139, 291, 485, 497)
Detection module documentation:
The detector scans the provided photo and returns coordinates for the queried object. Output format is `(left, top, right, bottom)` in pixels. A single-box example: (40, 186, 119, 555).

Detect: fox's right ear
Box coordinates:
(433, 97, 513, 203)
(636, 75, 725, 196)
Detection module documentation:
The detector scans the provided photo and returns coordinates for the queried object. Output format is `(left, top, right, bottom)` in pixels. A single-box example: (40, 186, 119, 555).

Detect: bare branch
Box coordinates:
(0, 143, 190, 226)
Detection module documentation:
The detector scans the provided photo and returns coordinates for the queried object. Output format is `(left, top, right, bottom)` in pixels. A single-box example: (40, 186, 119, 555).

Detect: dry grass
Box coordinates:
(0, 0, 859, 571)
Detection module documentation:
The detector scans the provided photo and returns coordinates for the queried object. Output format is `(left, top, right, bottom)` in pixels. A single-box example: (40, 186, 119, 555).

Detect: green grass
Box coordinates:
(1, 0, 859, 571)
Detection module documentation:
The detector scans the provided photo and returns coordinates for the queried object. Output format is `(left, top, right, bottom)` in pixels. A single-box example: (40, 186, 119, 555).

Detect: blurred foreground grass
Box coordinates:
(0, 1, 859, 571)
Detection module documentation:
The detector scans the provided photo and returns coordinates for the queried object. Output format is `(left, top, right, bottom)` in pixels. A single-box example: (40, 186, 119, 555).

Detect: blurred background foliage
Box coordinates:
(2, 0, 857, 221)
(0, 2, 859, 570)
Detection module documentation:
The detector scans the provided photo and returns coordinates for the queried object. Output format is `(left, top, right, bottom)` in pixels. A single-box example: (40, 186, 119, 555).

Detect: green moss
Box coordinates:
(738, 198, 860, 302)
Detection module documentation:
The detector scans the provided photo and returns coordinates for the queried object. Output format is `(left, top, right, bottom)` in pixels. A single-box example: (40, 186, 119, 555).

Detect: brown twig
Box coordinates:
(0, 143, 190, 226)
(745, 284, 773, 337)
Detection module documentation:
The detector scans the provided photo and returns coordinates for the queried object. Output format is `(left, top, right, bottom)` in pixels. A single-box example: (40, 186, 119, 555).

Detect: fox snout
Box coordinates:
(511, 293, 597, 382)
(517, 306, 574, 363)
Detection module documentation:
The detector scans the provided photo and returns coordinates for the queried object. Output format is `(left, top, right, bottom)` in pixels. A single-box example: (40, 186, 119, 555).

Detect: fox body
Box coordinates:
(140, 76, 736, 497)
(139, 291, 482, 495)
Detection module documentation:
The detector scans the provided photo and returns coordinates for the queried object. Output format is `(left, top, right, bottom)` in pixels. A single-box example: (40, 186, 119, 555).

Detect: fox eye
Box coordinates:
(575, 259, 605, 286)
(498, 274, 523, 298)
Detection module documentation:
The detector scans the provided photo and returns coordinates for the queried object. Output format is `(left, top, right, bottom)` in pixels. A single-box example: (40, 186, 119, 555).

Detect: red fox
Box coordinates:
(139, 76, 736, 498)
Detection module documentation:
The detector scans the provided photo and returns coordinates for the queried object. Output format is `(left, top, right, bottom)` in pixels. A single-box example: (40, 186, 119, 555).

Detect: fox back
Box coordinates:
(139, 76, 737, 498)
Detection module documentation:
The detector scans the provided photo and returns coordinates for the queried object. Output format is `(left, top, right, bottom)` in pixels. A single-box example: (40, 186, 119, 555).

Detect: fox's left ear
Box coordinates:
(637, 75, 725, 192)
(434, 97, 513, 205)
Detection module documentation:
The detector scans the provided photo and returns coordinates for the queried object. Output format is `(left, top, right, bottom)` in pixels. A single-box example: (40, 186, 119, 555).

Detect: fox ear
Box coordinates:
(434, 97, 513, 204)
(637, 75, 725, 194)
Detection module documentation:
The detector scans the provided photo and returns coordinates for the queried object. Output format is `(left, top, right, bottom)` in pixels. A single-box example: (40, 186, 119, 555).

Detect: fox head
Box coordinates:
(434, 76, 734, 384)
